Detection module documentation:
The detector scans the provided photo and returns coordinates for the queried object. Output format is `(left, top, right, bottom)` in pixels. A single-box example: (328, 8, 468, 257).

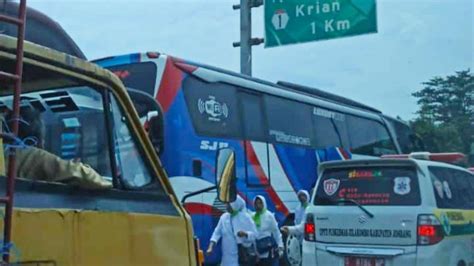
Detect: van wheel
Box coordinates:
(280, 215, 295, 266)
(457, 260, 466, 266)
(286, 234, 302, 266)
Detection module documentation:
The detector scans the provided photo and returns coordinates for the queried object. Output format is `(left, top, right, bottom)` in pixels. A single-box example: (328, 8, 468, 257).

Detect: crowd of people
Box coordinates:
(207, 190, 310, 266)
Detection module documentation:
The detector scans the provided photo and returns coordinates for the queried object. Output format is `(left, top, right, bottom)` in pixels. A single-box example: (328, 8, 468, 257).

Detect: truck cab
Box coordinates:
(0, 34, 202, 265)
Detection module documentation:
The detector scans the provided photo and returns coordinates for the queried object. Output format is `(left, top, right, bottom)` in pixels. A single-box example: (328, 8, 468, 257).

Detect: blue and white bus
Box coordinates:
(94, 52, 400, 264)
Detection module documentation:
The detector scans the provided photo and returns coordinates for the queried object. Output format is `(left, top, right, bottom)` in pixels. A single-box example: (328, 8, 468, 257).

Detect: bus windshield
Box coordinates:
(384, 115, 425, 154)
(107, 62, 157, 96)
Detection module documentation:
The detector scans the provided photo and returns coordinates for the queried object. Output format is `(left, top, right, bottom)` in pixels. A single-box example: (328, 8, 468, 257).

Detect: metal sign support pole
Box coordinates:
(240, 0, 251, 76)
(233, 0, 264, 77)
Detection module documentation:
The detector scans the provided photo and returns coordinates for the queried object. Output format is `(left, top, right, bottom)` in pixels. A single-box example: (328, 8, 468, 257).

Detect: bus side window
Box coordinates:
(182, 76, 241, 139)
(239, 91, 270, 186)
(335, 116, 351, 149)
(264, 95, 314, 147)
(109, 94, 153, 189)
(312, 107, 348, 149)
(239, 92, 266, 141)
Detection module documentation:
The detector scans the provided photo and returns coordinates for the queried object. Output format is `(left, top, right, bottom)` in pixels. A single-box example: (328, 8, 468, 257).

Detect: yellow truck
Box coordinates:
(0, 32, 237, 265)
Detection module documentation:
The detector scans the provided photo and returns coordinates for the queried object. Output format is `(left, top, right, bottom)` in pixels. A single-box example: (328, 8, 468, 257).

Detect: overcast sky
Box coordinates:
(28, 0, 473, 120)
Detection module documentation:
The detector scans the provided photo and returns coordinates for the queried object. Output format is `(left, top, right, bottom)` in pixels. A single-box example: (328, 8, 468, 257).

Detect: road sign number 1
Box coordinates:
(272, 9, 289, 30)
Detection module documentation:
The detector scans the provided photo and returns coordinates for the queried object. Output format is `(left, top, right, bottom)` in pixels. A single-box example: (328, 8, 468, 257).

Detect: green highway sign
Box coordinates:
(264, 0, 377, 48)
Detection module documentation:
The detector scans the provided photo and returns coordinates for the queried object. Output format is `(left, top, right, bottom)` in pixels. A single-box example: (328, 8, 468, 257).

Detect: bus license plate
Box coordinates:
(344, 256, 385, 266)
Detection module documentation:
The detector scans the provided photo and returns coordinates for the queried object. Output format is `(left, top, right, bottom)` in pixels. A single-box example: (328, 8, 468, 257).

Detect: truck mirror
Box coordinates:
(215, 148, 236, 203)
(127, 88, 164, 156)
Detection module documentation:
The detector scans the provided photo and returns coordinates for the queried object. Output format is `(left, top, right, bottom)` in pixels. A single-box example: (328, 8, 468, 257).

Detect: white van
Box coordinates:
(302, 155, 474, 266)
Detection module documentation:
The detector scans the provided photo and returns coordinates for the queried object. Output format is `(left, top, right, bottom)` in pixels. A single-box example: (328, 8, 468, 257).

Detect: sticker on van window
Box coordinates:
(393, 177, 411, 195)
(323, 178, 340, 196)
(434, 180, 444, 199)
(442, 181, 452, 199)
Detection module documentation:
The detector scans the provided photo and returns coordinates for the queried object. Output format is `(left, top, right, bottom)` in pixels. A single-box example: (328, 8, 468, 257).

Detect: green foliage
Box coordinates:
(411, 70, 473, 163)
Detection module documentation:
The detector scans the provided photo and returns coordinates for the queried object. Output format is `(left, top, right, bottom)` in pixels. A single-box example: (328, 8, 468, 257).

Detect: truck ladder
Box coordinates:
(0, 0, 27, 263)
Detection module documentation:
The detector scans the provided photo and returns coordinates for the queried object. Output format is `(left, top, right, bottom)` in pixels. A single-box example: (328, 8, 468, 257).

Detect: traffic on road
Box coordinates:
(0, 0, 472, 265)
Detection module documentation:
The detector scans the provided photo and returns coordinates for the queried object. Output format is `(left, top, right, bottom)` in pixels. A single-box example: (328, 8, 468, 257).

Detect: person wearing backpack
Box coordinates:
(252, 195, 283, 266)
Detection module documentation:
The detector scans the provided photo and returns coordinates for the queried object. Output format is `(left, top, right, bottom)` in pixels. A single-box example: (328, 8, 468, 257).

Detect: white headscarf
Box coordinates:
(294, 190, 310, 225)
(253, 195, 267, 210)
(297, 189, 310, 203)
(229, 195, 246, 212)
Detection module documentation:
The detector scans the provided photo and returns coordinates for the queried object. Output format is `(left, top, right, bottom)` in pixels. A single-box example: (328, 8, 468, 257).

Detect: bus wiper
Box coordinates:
(337, 198, 374, 218)
(330, 119, 344, 147)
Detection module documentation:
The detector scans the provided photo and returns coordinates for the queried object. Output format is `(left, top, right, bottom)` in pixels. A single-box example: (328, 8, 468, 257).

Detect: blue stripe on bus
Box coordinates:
(92, 53, 141, 67)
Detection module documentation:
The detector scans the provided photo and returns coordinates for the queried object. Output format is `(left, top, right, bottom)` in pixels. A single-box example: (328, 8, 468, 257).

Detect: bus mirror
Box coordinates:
(127, 88, 164, 156)
(215, 148, 237, 203)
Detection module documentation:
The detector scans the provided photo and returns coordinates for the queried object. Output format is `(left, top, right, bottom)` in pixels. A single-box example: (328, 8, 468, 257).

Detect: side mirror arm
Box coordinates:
(181, 185, 216, 205)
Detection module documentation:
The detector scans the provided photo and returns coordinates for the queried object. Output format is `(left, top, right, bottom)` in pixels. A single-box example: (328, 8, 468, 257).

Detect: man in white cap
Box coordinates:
(206, 195, 257, 266)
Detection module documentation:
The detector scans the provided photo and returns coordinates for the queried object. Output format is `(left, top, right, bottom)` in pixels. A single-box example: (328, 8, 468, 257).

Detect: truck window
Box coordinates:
(429, 166, 474, 210)
(109, 94, 154, 188)
(1, 86, 113, 184)
(314, 166, 421, 206)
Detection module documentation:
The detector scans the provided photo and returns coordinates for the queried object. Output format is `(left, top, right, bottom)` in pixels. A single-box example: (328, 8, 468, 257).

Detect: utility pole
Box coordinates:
(233, 0, 264, 76)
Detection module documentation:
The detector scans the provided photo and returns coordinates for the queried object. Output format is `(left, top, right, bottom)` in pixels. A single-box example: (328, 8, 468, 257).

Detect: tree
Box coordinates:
(410, 70, 473, 164)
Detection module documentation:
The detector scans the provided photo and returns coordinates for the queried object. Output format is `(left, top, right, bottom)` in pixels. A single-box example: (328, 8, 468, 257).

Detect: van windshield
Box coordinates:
(315, 166, 421, 206)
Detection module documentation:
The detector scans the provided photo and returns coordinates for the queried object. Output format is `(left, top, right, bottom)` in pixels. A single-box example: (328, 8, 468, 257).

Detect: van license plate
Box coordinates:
(344, 256, 385, 266)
